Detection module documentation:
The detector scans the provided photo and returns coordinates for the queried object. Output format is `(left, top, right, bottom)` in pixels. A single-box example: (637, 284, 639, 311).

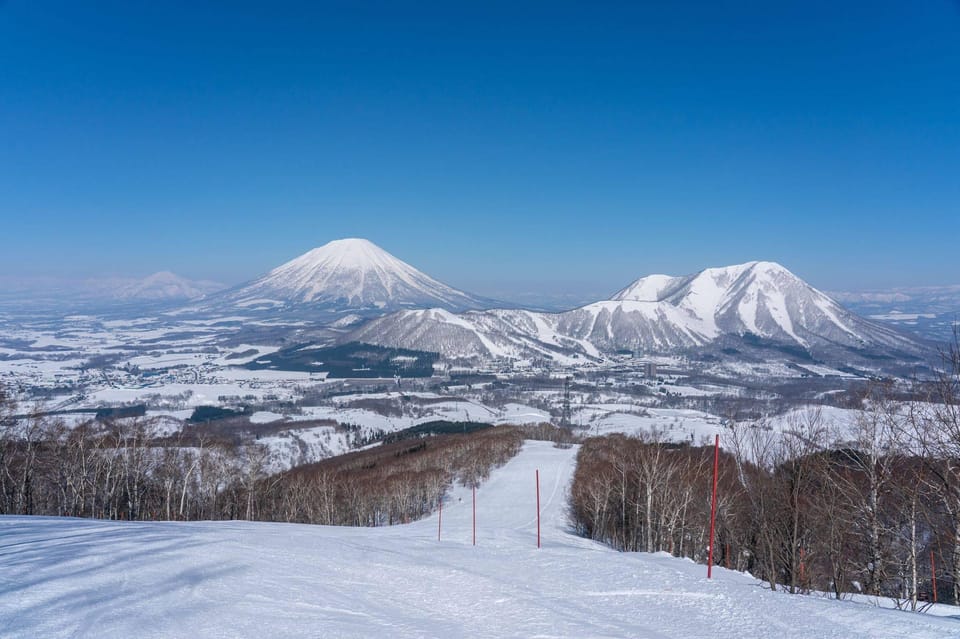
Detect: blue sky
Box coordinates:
(2, 2, 958, 299)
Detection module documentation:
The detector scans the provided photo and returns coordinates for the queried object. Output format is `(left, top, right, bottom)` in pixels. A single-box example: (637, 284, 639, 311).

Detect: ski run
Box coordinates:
(2, 441, 957, 638)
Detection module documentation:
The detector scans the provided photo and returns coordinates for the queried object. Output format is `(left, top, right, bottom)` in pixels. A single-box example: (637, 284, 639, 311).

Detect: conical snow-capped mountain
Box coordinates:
(214, 238, 495, 313)
(348, 261, 926, 365)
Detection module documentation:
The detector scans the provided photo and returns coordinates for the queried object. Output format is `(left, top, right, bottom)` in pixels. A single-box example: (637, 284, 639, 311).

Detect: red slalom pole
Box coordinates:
(707, 433, 719, 579)
(472, 486, 477, 546)
(437, 496, 442, 542)
(536, 469, 541, 549)
(931, 550, 938, 603)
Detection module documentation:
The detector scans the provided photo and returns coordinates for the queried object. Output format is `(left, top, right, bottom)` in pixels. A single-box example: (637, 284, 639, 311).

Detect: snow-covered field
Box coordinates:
(2, 442, 956, 638)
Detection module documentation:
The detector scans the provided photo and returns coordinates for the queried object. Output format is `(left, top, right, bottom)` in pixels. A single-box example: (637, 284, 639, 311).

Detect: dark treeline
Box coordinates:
(0, 383, 522, 528)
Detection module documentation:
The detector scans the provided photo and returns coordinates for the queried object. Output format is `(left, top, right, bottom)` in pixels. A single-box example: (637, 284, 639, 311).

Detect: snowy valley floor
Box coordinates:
(2, 441, 958, 638)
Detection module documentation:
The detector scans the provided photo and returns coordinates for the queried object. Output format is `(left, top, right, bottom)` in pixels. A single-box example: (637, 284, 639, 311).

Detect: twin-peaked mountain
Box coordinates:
(207, 238, 925, 366)
(605, 261, 910, 352)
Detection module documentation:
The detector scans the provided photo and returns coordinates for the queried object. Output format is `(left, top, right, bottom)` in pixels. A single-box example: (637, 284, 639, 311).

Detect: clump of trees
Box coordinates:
(0, 406, 269, 522)
(262, 427, 523, 526)
(569, 432, 716, 557)
(518, 422, 580, 448)
(0, 384, 522, 528)
(569, 341, 960, 608)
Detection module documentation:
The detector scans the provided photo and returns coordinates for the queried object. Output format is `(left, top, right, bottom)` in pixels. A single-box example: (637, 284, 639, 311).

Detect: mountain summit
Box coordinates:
(216, 238, 494, 313)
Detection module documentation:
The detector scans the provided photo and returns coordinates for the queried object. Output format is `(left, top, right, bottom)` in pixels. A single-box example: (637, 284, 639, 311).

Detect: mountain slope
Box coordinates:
(210, 238, 496, 314)
(350, 261, 927, 365)
(351, 307, 604, 363)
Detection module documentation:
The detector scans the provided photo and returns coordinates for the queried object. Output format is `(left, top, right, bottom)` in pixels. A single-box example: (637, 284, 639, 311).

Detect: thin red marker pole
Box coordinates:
(707, 434, 719, 579)
(536, 469, 541, 549)
(437, 496, 442, 542)
(931, 549, 938, 603)
(472, 486, 477, 546)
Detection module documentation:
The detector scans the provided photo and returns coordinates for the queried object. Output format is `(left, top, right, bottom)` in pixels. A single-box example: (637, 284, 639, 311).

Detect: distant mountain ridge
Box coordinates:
(830, 284, 960, 307)
(348, 261, 927, 368)
(0, 238, 942, 365)
(110, 271, 225, 301)
(0, 272, 223, 307)
(828, 284, 960, 343)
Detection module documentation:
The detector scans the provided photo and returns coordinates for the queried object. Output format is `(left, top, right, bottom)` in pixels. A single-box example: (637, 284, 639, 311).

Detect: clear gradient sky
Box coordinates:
(1, 2, 958, 299)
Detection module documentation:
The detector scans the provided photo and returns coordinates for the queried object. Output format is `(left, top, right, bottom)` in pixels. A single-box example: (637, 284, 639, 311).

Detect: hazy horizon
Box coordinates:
(1, 238, 958, 310)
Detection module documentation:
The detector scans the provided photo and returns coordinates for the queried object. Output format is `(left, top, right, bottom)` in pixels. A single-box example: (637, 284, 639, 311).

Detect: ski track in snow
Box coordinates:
(2, 442, 958, 638)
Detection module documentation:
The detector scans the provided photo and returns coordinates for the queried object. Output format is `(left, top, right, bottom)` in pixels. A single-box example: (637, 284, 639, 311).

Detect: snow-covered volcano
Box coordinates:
(349, 261, 927, 366)
(213, 238, 495, 313)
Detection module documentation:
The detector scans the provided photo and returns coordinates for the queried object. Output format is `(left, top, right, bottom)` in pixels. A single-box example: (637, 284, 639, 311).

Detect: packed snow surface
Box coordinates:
(2, 442, 957, 638)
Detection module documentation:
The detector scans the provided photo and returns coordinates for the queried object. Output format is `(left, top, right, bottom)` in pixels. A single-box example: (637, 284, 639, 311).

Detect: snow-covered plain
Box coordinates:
(2, 442, 956, 638)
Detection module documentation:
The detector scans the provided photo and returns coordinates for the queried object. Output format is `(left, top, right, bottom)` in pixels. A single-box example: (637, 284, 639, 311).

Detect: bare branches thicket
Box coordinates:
(569, 434, 722, 562)
(571, 400, 951, 604)
(262, 427, 523, 526)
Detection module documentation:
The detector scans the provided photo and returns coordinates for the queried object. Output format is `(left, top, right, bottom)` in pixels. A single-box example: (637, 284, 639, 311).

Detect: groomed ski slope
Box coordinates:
(1, 441, 957, 638)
